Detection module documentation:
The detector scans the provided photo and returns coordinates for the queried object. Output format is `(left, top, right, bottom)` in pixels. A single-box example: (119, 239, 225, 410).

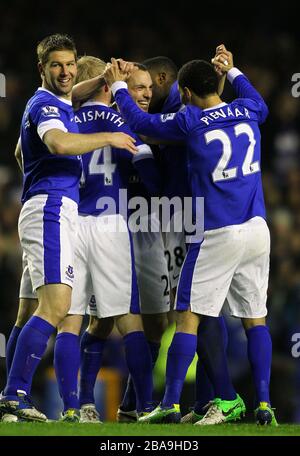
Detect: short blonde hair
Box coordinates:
(76, 55, 106, 83)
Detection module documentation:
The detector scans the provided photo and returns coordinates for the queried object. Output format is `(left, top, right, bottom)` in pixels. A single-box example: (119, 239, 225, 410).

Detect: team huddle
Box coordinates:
(0, 34, 278, 427)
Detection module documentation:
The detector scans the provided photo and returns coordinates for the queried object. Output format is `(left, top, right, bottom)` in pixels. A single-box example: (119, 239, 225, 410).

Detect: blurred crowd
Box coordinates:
(0, 1, 299, 422)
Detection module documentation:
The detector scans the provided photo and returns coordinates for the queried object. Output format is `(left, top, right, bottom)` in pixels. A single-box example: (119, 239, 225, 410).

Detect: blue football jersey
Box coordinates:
(75, 102, 158, 216)
(20, 88, 81, 204)
(113, 73, 268, 230)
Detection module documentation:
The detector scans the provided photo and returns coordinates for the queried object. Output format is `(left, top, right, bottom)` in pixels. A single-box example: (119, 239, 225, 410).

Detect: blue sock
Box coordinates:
(246, 325, 272, 406)
(79, 331, 106, 407)
(5, 316, 55, 396)
(148, 341, 161, 367)
(123, 331, 153, 412)
(6, 326, 22, 376)
(194, 360, 214, 414)
(162, 332, 197, 407)
(197, 316, 236, 401)
(219, 316, 229, 349)
(54, 332, 80, 411)
(120, 340, 160, 411)
(195, 316, 228, 413)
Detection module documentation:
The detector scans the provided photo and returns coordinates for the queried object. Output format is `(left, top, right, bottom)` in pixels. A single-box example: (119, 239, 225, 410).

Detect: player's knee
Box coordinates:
(15, 298, 38, 327)
(115, 313, 143, 336)
(142, 314, 168, 342)
(57, 314, 83, 334)
(175, 310, 200, 334)
(88, 316, 114, 339)
(242, 317, 266, 331)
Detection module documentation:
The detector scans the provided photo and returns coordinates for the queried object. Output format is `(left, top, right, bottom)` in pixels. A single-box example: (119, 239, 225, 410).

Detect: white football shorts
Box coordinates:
(18, 195, 78, 291)
(176, 216, 270, 318)
(19, 251, 37, 299)
(163, 230, 187, 290)
(69, 214, 139, 319)
(131, 214, 170, 314)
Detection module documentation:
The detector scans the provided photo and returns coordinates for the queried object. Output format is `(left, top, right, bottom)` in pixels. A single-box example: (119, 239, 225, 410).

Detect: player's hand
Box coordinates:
(104, 58, 131, 86)
(211, 44, 234, 74)
(116, 58, 135, 74)
(109, 132, 138, 154)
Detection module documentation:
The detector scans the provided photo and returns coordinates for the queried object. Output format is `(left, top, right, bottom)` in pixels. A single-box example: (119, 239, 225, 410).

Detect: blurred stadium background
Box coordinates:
(0, 0, 299, 423)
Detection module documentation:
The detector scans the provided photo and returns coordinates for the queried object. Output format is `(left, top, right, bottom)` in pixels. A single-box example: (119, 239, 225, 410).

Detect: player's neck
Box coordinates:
(90, 93, 110, 106)
(42, 82, 72, 101)
(193, 93, 222, 110)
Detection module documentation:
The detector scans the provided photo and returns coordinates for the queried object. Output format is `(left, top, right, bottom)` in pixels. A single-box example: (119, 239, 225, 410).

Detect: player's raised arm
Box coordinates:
(72, 74, 105, 109)
(104, 59, 187, 141)
(72, 59, 135, 109)
(227, 68, 269, 122)
(212, 45, 268, 123)
(43, 129, 137, 155)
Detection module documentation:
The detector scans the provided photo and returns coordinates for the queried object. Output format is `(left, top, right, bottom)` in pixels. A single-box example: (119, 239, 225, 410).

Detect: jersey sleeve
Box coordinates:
(31, 102, 69, 140)
(227, 68, 269, 124)
(112, 82, 189, 141)
(132, 144, 161, 196)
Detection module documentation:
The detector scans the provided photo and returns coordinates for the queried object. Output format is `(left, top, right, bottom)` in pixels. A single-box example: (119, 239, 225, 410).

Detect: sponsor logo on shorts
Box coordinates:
(65, 265, 74, 280)
(89, 295, 97, 309)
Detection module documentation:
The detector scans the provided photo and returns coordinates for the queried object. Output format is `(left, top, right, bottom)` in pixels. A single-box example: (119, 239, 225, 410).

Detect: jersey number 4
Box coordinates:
(205, 123, 260, 182)
(89, 146, 116, 185)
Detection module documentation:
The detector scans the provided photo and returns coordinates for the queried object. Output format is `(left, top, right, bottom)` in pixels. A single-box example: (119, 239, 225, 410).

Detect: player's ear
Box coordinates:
(183, 87, 192, 103)
(158, 71, 167, 86)
(38, 62, 45, 77)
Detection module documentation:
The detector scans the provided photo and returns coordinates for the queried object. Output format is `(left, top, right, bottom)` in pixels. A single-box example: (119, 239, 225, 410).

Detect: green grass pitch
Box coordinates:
(0, 422, 300, 436)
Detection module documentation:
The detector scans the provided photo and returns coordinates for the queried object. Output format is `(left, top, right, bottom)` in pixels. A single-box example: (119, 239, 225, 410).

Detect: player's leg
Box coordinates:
(2, 299, 37, 423)
(139, 308, 200, 423)
(85, 214, 153, 417)
(6, 253, 38, 374)
(79, 315, 114, 422)
(142, 313, 168, 357)
(119, 227, 170, 420)
(54, 314, 83, 422)
(227, 216, 277, 425)
(115, 312, 154, 416)
(53, 217, 89, 422)
(176, 232, 244, 426)
(6, 298, 38, 375)
(140, 240, 212, 423)
(118, 313, 168, 421)
(181, 315, 229, 423)
(0, 195, 78, 421)
(242, 317, 277, 425)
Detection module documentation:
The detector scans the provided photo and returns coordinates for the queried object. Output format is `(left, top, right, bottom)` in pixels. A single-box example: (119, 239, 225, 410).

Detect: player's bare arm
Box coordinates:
(72, 73, 105, 109)
(72, 59, 135, 109)
(43, 129, 137, 155)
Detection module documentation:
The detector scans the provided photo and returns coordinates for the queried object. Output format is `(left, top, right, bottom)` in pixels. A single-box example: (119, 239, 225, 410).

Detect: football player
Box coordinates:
(54, 56, 157, 422)
(104, 45, 277, 426)
(0, 34, 136, 422)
